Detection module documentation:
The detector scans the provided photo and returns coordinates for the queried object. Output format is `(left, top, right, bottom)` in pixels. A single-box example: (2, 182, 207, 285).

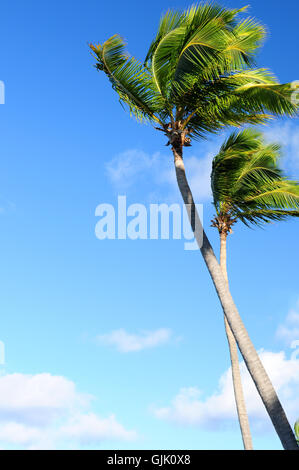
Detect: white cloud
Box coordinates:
(0, 422, 44, 445)
(97, 328, 173, 352)
(0, 373, 89, 425)
(263, 122, 299, 173)
(0, 372, 137, 449)
(106, 149, 161, 189)
(105, 143, 220, 202)
(158, 152, 214, 202)
(276, 299, 299, 345)
(60, 412, 136, 444)
(153, 350, 299, 433)
(184, 153, 214, 202)
(105, 123, 299, 202)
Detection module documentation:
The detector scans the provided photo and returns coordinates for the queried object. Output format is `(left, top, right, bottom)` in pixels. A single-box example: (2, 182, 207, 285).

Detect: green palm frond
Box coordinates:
(224, 17, 265, 68)
(144, 9, 185, 66)
(90, 35, 165, 124)
(196, 78, 297, 132)
(170, 16, 266, 103)
(211, 129, 299, 228)
(219, 128, 262, 153)
(184, 2, 244, 28)
(173, 19, 226, 79)
(147, 4, 265, 101)
(151, 25, 187, 97)
(234, 82, 297, 116)
(236, 208, 299, 227)
(223, 69, 279, 87)
(183, 94, 271, 140)
(245, 180, 299, 209)
(91, 3, 298, 138)
(175, 68, 290, 135)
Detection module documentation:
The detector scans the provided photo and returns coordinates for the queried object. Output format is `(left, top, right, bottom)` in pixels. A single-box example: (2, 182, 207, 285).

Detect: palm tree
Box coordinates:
(210, 129, 299, 449)
(89, 3, 298, 449)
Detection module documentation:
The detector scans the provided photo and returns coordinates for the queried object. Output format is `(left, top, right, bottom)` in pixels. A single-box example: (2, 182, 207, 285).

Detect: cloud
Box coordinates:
(0, 422, 44, 446)
(263, 122, 299, 173)
(153, 350, 299, 433)
(60, 412, 136, 445)
(105, 123, 299, 203)
(157, 152, 214, 203)
(183, 153, 214, 202)
(97, 328, 173, 352)
(0, 372, 89, 426)
(0, 372, 137, 449)
(276, 299, 299, 345)
(105, 143, 220, 202)
(106, 149, 161, 189)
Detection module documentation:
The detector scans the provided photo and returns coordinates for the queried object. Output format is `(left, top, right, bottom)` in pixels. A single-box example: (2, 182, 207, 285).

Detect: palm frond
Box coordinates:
(144, 9, 184, 66)
(90, 35, 165, 124)
(171, 16, 266, 104)
(236, 208, 299, 227)
(176, 69, 280, 131)
(149, 3, 258, 100)
(151, 25, 187, 97)
(224, 17, 265, 68)
(211, 129, 299, 228)
(92, 4, 298, 138)
(245, 180, 299, 209)
(219, 128, 263, 153)
(234, 82, 297, 116)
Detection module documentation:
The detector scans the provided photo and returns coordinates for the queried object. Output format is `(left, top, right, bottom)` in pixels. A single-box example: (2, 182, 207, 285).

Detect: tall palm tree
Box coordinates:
(210, 129, 299, 449)
(89, 3, 298, 449)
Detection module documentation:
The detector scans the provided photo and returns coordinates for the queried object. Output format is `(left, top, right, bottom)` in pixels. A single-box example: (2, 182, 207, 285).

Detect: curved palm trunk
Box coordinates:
(220, 232, 253, 450)
(172, 143, 298, 450)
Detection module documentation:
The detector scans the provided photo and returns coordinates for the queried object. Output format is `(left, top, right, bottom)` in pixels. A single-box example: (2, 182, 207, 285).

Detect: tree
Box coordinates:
(89, 3, 298, 449)
(210, 129, 299, 449)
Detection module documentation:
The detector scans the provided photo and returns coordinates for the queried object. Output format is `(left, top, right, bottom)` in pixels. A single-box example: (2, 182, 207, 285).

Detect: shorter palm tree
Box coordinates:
(210, 129, 299, 449)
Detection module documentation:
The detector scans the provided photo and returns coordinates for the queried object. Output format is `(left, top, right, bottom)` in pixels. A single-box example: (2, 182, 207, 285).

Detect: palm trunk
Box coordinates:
(172, 143, 298, 450)
(220, 231, 253, 450)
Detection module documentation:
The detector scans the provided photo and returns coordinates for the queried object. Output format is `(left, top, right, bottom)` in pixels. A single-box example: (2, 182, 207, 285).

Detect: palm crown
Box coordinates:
(90, 3, 297, 145)
(211, 129, 299, 233)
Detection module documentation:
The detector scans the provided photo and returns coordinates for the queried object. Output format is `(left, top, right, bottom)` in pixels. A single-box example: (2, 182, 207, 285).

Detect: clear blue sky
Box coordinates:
(0, 0, 298, 450)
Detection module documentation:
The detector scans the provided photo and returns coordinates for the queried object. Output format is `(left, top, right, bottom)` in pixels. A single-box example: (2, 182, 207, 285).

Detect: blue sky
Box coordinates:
(0, 0, 298, 450)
